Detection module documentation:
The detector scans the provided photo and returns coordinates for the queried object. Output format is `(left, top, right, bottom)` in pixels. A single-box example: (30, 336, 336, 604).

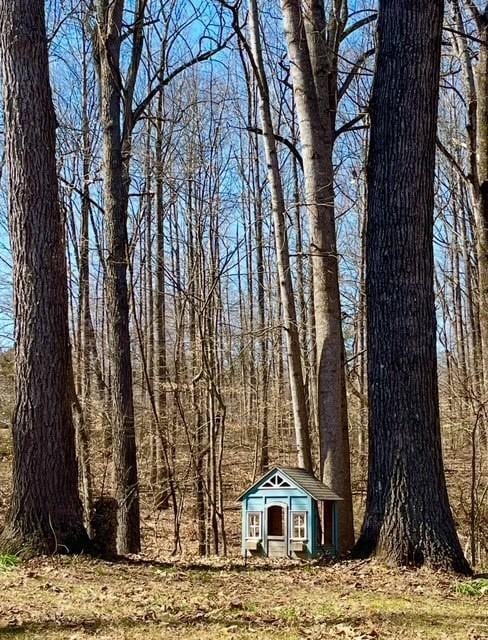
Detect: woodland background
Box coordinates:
(0, 0, 486, 567)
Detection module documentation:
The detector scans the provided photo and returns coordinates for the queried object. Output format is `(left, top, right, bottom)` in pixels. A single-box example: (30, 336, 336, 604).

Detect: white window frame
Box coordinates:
(247, 511, 262, 539)
(291, 511, 307, 540)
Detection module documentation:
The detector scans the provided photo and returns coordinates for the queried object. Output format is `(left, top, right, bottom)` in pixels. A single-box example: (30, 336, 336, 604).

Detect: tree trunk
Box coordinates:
(154, 88, 171, 510)
(0, 0, 89, 555)
(76, 21, 97, 533)
(247, 0, 312, 471)
(451, 0, 488, 397)
(475, 10, 488, 394)
(353, 0, 470, 574)
(96, 0, 140, 554)
(281, 0, 354, 552)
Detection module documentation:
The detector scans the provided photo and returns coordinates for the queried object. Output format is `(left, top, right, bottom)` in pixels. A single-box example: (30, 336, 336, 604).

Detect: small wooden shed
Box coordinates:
(237, 466, 342, 558)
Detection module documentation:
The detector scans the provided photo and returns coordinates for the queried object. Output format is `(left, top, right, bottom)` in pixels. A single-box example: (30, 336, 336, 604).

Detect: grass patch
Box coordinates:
(277, 605, 300, 624)
(0, 554, 20, 572)
(455, 578, 488, 596)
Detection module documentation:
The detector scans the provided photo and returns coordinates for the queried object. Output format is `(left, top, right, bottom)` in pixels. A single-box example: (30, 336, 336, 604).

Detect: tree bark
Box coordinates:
(96, 0, 140, 554)
(154, 89, 171, 510)
(353, 0, 471, 573)
(0, 0, 89, 555)
(474, 9, 488, 394)
(450, 0, 488, 397)
(281, 0, 354, 552)
(247, 0, 312, 471)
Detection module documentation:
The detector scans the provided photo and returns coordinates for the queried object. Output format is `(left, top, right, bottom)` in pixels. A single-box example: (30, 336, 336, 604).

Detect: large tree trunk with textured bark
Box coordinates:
(353, 0, 470, 573)
(281, 0, 354, 553)
(0, 0, 89, 556)
(96, 0, 141, 554)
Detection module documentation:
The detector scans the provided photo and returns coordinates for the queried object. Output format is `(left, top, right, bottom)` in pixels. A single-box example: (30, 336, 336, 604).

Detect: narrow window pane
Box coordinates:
(248, 512, 261, 538)
(292, 513, 306, 539)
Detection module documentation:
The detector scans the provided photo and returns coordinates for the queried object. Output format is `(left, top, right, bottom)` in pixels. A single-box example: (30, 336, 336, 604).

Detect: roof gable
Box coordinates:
(237, 466, 342, 502)
(261, 471, 293, 489)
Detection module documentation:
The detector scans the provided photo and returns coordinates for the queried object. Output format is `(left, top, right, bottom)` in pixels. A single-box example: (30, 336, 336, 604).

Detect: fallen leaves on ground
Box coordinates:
(0, 556, 486, 639)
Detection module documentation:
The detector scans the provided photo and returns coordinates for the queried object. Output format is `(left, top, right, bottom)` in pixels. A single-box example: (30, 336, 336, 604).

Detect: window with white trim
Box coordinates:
(291, 511, 307, 540)
(247, 511, 262, 538)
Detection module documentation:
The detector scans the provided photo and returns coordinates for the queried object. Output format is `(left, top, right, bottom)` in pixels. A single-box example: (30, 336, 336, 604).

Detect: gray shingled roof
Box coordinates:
(279, 467, 343, 501)
(237, 466, 342, 501)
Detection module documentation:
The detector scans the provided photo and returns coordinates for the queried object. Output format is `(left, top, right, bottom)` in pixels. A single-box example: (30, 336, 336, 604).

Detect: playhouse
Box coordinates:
(238, 466, 342, 558)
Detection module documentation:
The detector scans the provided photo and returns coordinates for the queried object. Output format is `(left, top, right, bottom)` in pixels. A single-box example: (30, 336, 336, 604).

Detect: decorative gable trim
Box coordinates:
(262, 473, 292, 489)
(236, 466, 297, 501)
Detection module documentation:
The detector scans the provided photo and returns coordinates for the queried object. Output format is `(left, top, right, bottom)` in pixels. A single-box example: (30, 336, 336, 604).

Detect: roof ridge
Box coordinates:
(237, 465, 343, 502)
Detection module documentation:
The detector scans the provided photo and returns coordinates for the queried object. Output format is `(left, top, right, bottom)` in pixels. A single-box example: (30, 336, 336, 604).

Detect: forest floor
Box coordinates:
(0, 407, 487, 640)
(0, 555, 486, 640)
